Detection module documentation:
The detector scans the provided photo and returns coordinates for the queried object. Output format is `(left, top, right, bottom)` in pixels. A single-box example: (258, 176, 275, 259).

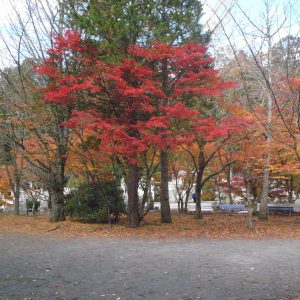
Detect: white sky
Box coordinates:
(0, 0, 25, 28)
(202, 0, 300, 62)
(0, 0, 57, 67)
(203, 0, 300, 41)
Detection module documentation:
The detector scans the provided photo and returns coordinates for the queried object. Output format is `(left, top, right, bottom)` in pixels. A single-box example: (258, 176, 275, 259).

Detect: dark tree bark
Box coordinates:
(226, 166, 233, 204)
(287, 177, 294, 204)
(160, 150, 172, 223)
(127, 163, 140, 227)
(5, 161, 22, 216)
(140, 180, 149, 216)
(245, 172, 253, 231)
(195, 170, 203, 219)
(49, 186, 65, 222)
(159, 56, 172, 223)
(14, 177, 21, 216)
(184, 194, 189, 212)
(195, 151, 205, 219)
(48, 141, 68, 222)
(179, 196, 184, 212)
(259, 167, 269, 220)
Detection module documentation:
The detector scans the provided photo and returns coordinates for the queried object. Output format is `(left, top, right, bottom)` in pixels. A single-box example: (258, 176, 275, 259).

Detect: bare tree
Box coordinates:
(0, 0, 74, 221)
(208, 0, 300, 220)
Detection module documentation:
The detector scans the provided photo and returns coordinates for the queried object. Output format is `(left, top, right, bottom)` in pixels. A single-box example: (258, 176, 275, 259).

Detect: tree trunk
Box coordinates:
(148, 180, 153, 208)
(247, 207, 254, 231)
(259, 74, 272, 220)
(48, 193, 52, 210)
(49, 187, 65, 222)
(160, 55, 172, 223)
(226, 166, 233, 204)
(216, 177, 222, 203)
(245, 175, 253, 231)
(14, 177, 21, 215)
(14, 192, 20, 215)
(195, 150, 205, 219)
(249, 180, 258, 214)
(259, 6, 273, 221)
(127, 163, 140, 227)
(48, 140, 68, 222)
(260, 56, 272, 216)
(288, 177, 294, 204)
(195, 171, 203, 219)
(184, 194, 189, 212)
(177, 196, 184, 213)
(49, 183, 66, 222)
(259, 166, 270, 220)
(160, 150, 172, 223)
(5, 161, 22, 216)
(140, 180, 149, 216)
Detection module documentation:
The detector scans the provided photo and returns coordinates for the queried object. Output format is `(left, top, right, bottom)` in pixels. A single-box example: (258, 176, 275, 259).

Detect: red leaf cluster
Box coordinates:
(36, 31, 238, 164)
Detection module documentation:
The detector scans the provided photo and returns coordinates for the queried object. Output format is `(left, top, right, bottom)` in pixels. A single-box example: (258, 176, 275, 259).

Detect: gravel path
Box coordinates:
(1, 233, 300, 300)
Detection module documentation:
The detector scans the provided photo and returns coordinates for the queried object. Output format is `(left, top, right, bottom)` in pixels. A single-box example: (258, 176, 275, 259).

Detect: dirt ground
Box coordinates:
(1, 212, 300, 239)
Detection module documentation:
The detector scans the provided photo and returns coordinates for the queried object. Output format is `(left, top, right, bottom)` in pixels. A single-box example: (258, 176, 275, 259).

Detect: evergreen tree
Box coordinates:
(60, 0, 209, 49)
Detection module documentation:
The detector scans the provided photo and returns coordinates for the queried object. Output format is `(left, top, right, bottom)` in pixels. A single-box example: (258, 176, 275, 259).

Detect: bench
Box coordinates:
(218, 204, 246, 212)
(186, 202, 214, 212)
(268, 205, 293, 215)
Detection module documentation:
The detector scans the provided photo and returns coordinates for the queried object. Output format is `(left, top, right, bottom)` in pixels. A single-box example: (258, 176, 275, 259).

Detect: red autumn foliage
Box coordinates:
(36, 31, 238, 165)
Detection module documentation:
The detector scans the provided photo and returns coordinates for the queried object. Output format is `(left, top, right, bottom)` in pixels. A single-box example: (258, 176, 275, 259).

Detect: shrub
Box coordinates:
(65, 181, 126, 223)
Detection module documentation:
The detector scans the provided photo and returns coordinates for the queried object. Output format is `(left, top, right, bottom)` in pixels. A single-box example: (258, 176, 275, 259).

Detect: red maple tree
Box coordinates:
(36, 31, 237, 227)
